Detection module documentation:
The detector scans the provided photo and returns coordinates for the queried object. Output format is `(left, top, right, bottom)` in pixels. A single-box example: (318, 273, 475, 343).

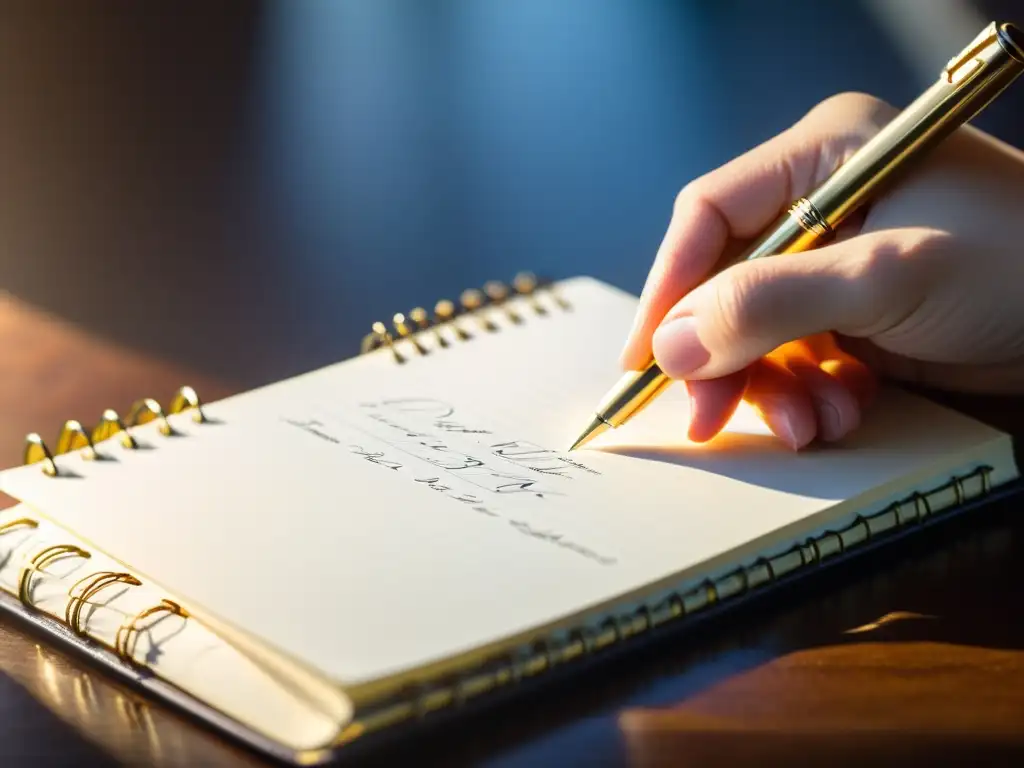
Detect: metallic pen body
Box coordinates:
(570, 22, 1024, 451)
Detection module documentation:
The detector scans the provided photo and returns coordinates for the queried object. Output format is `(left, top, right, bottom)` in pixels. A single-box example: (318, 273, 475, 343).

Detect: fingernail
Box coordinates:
(815, 398, 844, 441)
(685, 392, 703, 442)
(775, 414, 801, 450)
(618, 328, 641, 367)
(652, 316, 709, 377)
(761, 405, 804, 451)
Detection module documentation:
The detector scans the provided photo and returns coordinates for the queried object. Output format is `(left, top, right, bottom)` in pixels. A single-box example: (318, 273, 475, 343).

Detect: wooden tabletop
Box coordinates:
(3, 3, 1024, 765)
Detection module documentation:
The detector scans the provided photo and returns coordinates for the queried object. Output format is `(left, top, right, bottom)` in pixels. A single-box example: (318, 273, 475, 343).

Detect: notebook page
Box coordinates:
(0, 277, 1016, 691)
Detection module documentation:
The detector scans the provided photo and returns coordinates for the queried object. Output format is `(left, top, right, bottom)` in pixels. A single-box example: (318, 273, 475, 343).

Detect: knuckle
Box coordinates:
(845, 243, 903, 299)
(804, 92, 898, 138)
(810, 91, 889, 119)
(673, 180, 701, 216)
(708, 268, 769, 342)
(848, 229, 934, 280)
(798, 92, 900, 181)
(840, 229, 941, 328)
(826, 91, 882, 110)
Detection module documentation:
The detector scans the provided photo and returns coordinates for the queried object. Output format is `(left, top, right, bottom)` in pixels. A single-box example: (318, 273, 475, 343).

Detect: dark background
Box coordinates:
(3, 2, 1024, 766)
(3, 0, 1022, 390)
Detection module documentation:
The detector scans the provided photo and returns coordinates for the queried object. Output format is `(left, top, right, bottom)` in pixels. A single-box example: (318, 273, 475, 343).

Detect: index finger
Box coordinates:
(619, 92, 895, 371)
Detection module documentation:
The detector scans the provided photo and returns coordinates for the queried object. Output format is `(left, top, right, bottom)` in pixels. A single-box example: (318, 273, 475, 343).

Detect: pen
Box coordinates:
(569, 20, 1024, 452)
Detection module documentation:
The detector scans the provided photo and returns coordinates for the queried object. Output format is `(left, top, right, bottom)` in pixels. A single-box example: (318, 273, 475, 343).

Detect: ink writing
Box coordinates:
(350, 446, 403, 471)
(362, 399, 602, 480)
(509, 520, 617, 566)
(280, 406, 617, 566)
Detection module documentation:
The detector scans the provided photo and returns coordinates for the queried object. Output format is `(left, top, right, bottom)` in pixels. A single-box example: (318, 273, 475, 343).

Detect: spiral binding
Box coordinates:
(0, 517, 38, 536)
(2, 512, 319, 764)
(23, 385, 207, 478)
(10, 386, 209, 666)
(18, 543, 93, 606)
(359, 272, 571, 363)
(65, 571, 142, 636)
(339, 463, 996, 741)
(8, 528, 194, 673)
(115, 599, 190, 663)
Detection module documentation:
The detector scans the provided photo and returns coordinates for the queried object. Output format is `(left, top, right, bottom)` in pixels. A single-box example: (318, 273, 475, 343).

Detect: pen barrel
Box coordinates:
(729, 21, 1024, 269)
(596, 366, 672, 427)
(814, 28, 1023, 227)
(812, 22, 1024, 231)
(731, 204, 823, 264)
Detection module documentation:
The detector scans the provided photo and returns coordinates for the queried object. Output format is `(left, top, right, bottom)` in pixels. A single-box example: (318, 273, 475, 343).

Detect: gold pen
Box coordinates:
(570, 20, 1024, 452)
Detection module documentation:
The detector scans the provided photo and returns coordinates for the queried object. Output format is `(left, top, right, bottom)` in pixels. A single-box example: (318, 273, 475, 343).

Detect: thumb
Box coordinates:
(650, 229, 929, 380)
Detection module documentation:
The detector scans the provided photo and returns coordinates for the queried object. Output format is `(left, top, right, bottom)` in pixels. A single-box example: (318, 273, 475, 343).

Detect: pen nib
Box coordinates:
(568, 416, 611, 452)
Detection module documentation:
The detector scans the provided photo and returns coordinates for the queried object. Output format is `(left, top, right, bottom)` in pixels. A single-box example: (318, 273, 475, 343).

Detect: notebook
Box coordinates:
(0, 274, 1019, 764)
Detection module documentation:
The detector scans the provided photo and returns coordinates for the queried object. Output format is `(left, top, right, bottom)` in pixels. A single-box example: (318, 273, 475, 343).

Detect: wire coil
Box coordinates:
(359, 272, 570, 363)
(6, 521, 195, 673)
(342, 464, 996, 742)
(23, 385, 206, 478)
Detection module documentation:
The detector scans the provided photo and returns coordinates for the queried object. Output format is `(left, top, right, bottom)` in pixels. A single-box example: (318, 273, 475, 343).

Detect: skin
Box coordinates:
(619, 92, 1024, 449)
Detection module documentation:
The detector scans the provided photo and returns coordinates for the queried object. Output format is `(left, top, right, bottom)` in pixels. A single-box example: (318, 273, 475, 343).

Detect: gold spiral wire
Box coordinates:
(23, 385, 206, 477)
(65, 571, 143, 636)
(18, 543, 92, 607)
(361, 272, 570, 361)
(114, 599, 189, 664)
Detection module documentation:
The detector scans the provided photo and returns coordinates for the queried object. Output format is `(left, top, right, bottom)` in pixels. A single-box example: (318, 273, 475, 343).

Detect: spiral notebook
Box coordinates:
(0, 273, 1020, 764)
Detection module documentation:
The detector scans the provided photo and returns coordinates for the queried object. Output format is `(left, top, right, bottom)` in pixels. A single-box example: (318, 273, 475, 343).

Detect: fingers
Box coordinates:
(685, 335, 879, 448)
(618, 195, 730, 370)
(803, 334, 878, 406)
(742, 358, 818, 450)
(784, 359, 862, 442)
(650, 228, 931, 381)
(684, 372, 748, 443)
(620, 92, 897, 371)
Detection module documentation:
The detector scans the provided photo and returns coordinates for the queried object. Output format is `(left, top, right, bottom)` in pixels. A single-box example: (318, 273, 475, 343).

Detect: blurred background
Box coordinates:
(2, 0, 1022, 391)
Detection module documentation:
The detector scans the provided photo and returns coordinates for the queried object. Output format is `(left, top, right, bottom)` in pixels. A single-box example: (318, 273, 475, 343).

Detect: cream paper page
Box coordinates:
(0, 504, 346, 751)
(0, 277, 1015, 692)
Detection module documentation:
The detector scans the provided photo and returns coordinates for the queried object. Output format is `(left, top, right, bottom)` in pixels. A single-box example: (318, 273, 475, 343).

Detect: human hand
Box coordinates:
(620, 92, 1024, 449)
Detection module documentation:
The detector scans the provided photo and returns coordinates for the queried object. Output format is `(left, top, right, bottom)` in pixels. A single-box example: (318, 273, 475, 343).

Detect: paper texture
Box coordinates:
(0, 504, 345, 752)
(0, 276, 1016, 693)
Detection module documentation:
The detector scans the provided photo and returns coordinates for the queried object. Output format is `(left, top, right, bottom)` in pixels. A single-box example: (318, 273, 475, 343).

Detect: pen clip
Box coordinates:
(943, 22, 998, 84)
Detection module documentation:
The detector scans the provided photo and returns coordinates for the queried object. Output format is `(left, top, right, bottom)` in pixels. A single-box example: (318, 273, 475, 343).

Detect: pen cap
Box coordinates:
(806, 21, 1024, 227)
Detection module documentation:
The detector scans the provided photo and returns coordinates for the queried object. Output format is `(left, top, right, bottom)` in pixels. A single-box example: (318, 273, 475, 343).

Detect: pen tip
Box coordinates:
(568, 416, 611, 452)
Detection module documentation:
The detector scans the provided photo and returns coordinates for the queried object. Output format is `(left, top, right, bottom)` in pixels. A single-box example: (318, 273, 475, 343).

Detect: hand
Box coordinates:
(620, 92, 1024, 449)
